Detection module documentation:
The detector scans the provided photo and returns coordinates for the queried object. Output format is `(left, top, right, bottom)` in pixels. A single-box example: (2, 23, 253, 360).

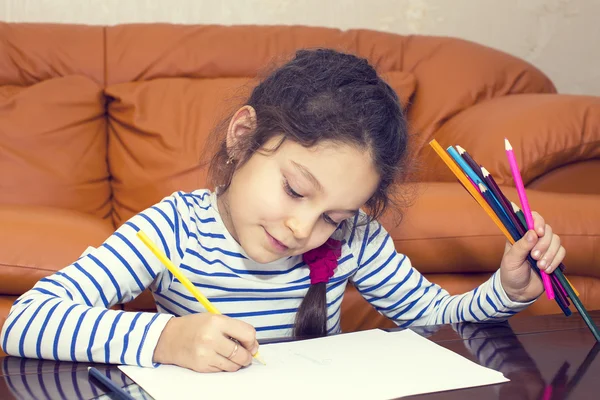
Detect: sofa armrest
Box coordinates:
(420, 93, 600, 186)
(403, 35, 556, 141)
(0, 205, 114, 295)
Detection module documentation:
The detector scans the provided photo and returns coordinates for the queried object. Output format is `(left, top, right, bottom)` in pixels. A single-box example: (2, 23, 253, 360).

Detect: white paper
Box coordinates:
(119, 329, 508, 400)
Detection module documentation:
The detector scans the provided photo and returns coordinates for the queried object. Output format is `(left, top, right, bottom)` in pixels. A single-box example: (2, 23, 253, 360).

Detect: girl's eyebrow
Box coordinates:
(290, 160, 358, 215)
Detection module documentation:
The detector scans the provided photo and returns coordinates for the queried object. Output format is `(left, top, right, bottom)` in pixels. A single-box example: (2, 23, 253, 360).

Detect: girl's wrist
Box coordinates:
(502, 282, 540, 304)
(505, 289, 536, 303)
(499, 273, 539, 304)
(152, 317, 178, 364)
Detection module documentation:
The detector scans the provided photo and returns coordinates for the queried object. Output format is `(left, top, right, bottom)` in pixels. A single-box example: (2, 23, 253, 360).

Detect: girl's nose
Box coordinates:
(285, 216, 314, 241)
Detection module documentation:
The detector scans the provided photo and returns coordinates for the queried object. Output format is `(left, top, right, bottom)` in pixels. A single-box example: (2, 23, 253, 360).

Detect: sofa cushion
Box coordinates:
(527, 160, 600, 195)
(423, 93, 600, 185)
(105, 73, 417, 225)
(382, 182, 600, 277)
(105, 77, 248, 226)
(0, 76, 111, 220)
(0, 205, 114, 295)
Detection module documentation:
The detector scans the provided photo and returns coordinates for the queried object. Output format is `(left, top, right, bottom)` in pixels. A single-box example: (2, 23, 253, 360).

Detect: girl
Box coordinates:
(0, 49, 564, 374)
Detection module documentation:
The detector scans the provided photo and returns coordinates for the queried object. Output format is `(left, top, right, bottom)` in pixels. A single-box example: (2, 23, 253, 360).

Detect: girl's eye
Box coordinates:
(283, 179, 303, 198)
(283, 177, 337, 226)
(322, 214, 339, 226)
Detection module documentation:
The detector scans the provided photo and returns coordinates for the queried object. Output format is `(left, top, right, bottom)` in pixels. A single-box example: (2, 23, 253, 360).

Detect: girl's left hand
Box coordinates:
(499, 211, 566, 303)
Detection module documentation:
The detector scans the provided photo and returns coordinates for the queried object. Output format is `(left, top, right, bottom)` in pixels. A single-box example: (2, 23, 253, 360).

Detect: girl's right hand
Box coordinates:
(153, 313, 259, 372)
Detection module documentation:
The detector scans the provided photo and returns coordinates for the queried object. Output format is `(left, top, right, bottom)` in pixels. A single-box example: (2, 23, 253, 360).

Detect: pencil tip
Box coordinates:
(481, 166, 489, 176)
(478, 183, 487, 191)
(455, 145, 465, 154)
(254, 352, 266, 365)
(504, 138, 512, 151)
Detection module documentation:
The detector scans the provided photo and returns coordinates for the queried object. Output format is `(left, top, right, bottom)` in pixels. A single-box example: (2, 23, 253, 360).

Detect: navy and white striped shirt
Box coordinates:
(0, 190, 532, 367)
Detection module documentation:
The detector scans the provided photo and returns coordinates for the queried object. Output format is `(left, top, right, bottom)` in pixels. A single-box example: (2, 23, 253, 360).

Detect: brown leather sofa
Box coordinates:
(1, 23, 599, 354)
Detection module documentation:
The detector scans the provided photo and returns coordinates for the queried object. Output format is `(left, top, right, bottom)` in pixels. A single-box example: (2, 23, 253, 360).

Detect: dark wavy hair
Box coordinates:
(206, 48, 411, 337)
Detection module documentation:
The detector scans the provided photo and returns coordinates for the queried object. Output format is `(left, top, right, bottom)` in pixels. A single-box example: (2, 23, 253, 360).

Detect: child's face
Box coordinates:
(220, 136, 379, 264)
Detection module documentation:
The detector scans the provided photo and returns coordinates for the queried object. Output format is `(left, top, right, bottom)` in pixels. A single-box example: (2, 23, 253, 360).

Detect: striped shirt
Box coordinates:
(0, 189, 532, 367)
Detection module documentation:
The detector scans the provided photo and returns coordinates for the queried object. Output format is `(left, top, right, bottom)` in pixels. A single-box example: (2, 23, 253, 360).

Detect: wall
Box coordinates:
(1, 0, 598, 95)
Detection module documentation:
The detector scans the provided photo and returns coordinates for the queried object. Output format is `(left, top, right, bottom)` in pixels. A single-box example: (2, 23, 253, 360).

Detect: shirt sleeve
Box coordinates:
(0, 192, 193, 367)
(349, 218, 535, 328)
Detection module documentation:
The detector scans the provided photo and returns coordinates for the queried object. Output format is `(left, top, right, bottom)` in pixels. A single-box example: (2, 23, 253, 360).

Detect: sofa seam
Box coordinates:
(0, 263, 65, 272)
(525, 139, 600, 184)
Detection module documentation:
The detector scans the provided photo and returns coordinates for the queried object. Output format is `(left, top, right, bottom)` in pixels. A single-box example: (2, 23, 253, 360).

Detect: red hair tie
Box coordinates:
(302, 238, 342, 284)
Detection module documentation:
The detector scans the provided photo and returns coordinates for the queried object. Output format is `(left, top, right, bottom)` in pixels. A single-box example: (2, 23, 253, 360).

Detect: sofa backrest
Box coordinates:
(0, 23, 556, 227)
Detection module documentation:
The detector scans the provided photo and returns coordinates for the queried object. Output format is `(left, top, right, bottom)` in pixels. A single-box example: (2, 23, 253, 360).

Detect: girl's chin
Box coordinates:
(246, 245, 293, 265)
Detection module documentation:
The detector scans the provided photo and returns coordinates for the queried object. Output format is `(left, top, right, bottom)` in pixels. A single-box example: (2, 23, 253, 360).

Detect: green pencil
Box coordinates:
(511, 201, 528, 230)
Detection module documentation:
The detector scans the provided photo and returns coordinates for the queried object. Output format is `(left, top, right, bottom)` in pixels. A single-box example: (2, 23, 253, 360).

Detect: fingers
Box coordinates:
(203, 365, 223, 373)
(188, 329, 253, 373)
(530, 223, 565, 273)
(502, 230, 538, 271)
(215, 338, 253, 368)
(218, 316, 259, 355)
(538, 233, 564, 274)
(531, 223, 553, 262)
(201, 315, 257, 372)
(211, 352, 247, 373)
(531, 211, 545, 236)
(546, 246, 566, 274)
(531, 225, 564, 272)
(518, 230, 538, 256)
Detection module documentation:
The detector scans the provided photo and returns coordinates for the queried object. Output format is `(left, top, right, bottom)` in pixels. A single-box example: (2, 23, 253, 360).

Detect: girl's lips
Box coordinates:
(265, 229, 289, 252)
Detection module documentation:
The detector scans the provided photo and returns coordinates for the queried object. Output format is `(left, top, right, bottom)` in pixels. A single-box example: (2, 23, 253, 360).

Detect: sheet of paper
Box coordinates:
(119, 329, 508, 400)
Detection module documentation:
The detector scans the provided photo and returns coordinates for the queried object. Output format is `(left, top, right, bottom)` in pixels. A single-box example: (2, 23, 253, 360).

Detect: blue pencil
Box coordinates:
(447, 146, 486, 186)
(88, 367, 136, 400)
(477, 183, 521, 241)
(447, 146, 511, 222)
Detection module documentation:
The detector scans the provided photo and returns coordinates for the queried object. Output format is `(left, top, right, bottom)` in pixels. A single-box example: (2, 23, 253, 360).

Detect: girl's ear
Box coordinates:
(226, 105, 257, 158)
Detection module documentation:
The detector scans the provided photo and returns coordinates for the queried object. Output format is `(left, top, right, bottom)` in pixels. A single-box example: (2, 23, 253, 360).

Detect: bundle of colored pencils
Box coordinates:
(429, 138, 600, 342)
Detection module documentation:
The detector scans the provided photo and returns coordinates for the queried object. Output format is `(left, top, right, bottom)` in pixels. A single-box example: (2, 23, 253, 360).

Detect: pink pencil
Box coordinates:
(542, 385, 553, 400)
(505, 138, 555, 300)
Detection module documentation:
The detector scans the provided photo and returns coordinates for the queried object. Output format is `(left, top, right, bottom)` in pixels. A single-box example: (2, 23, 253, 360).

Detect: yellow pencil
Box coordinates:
(136, 230, 266, 365)
(564, 276, 580, 297)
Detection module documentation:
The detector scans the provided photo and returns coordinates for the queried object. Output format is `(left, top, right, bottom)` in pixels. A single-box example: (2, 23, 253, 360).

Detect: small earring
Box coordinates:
(226, 156, 234, 165)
